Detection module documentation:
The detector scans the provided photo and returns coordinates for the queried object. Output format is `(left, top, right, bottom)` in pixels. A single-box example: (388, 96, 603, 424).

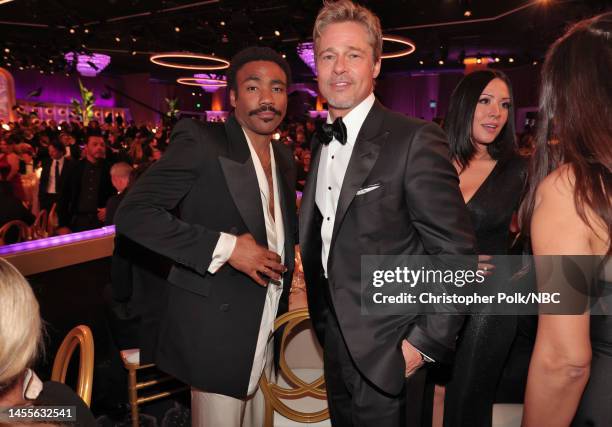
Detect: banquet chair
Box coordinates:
(120, 349, 189, 427)
(259, 308, 330, 427)
(0, 219, 31, 245)
(47, 202, 58, 236)
(51, 325, 95, 407)
(30, 209, 48, 239)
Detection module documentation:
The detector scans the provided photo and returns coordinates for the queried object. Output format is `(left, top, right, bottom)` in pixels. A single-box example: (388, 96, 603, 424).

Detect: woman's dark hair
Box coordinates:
(519, 12, 612, 253)
(444, 69, 517, 171)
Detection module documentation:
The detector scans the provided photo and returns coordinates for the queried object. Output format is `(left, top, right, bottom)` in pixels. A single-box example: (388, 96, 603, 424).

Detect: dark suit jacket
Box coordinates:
(38, 157, 75, 199)
(115, 117, 297, 398)
(300, 100, 476, 396)
(57, 159, 114, 227)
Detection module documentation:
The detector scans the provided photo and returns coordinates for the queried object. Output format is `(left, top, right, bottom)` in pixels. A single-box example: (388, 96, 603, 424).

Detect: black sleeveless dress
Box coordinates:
(442, 154, 527, 427)
(572, 266, 612, 426)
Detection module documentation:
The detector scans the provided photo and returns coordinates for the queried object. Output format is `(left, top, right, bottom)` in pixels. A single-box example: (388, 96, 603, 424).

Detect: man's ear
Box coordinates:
(230, 88, 237, 107)
(372, 58, 381, 79)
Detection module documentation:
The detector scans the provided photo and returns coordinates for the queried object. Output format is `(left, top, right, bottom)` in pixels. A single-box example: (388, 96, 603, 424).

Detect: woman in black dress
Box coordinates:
(434, 70, 527, 427)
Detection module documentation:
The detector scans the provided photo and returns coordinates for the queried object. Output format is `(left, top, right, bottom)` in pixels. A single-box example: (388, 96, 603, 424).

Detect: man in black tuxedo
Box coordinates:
(38, 139, 74, 212)
(115, 47, 296, 427)
(300, 1, 476, 426)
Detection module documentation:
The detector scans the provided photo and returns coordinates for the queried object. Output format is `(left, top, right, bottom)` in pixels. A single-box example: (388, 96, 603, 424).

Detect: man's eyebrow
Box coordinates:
(241, 75, 261, 84)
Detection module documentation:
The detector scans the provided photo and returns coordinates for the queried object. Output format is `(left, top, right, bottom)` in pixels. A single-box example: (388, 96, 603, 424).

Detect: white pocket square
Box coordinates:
(356, 184, 381, 196)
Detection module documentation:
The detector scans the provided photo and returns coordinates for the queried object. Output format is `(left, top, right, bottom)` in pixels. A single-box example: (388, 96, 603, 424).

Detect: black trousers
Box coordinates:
(323, 312, 428, 427)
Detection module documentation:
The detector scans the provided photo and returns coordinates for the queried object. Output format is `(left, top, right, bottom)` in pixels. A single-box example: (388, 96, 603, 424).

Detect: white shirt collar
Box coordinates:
(327, 92, 375, 146)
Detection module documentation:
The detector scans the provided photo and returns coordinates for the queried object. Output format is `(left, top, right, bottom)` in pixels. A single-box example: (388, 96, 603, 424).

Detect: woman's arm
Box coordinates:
(523, 166, 593, 427)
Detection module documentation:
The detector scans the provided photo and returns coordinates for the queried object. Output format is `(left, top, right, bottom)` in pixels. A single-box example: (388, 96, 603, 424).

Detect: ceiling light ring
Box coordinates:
(176, 77, 227, 88)
(381, 35, 416, 59)
(150, 52, 229, 71)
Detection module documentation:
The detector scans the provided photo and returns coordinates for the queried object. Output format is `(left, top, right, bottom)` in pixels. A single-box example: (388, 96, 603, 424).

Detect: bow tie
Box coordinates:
(318, 117, 347, 145)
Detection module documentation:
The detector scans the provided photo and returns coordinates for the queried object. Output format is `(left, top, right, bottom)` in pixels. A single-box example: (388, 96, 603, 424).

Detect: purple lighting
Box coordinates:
(193, 73, 227, 92)
(297, 42, 316, 76)
(0, 226, 115, 256)
(65, 52, 111, 77)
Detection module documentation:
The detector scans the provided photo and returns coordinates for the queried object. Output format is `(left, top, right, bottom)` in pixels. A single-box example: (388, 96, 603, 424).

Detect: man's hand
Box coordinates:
(401, 339, 425, 377)
(97, 208, 106, 222)
(228, 233, 286, 287)
(478, 254, 495, 276)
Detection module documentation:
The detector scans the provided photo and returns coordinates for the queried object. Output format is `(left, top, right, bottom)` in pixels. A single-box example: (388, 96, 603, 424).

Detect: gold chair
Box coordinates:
(51, 325, 95, 407)
(0, 219, 30, 245)
(46, 202, 58, 236)
(259, 308, 330, 426)
(120, 349, 189, 427)
(30, 209, 48, 239)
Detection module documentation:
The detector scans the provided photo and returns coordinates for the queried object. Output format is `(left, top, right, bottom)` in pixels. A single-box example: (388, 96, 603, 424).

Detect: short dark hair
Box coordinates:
(444, 70, 516, 171)
(226, 46, 292, 93)
(86, 130, 104, 145)
(49, 139, 64, 154)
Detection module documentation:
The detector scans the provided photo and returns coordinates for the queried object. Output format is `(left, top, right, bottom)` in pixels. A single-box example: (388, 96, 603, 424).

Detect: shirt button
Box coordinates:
(327, 217, 330, 221)
(328, 186, 331, 190)
(331, 155, 335, 159)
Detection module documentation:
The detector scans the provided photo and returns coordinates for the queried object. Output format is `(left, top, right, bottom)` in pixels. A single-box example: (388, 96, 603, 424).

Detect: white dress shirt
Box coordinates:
(315, 92, 375, 277)
(46, 157, 65, 194)
(207, 130, 285, 394)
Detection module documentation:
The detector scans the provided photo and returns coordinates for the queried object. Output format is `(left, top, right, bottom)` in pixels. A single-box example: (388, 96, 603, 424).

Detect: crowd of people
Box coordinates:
(0, 105, 324, 241)
(0, 117, 172, 237)
(0, 1, 609, 426)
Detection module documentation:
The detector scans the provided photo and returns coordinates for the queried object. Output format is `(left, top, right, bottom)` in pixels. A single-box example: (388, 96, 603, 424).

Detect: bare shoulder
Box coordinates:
(535, 164, 574, 203)
(533, 164, 609, 254)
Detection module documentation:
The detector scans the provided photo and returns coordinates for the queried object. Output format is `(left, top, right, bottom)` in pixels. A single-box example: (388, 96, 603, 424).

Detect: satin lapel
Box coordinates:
(271, 143, 293, 260)
(299, 138, 323, 251)
(218, 116, 267, 247)
(330, 101, 389, 248)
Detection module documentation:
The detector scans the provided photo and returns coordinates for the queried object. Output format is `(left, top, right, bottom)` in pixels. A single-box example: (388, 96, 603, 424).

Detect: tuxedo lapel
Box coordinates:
(330, 101, 388, 249)
(218, 116, 267, 247)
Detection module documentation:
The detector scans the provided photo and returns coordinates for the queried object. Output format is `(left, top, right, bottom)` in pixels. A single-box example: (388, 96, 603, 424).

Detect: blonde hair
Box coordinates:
(0, 258, 42, 389)
(313, 0, 383, 62)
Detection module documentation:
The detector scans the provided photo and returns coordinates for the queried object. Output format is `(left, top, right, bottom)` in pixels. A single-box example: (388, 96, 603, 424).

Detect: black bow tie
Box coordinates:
(319, 117, 347, 145)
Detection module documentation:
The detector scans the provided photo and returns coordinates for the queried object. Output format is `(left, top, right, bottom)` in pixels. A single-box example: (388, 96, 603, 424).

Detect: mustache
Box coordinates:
(248, 105, 282, 116)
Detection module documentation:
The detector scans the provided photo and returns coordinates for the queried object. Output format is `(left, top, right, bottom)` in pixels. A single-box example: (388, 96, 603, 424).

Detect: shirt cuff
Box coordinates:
(207, 232, 237, 274)
(417, 349, 435, 363)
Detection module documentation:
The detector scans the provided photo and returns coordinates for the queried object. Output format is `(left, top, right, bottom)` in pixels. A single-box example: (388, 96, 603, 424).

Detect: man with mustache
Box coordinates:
(115, 47, 296, 427)
(299, 1, 476, 426)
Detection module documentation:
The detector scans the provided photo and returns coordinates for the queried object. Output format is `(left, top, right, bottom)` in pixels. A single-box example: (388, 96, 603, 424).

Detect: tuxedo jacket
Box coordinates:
(300, 101, 476, 396)
(115, 117, 296, 398)
(38, 157, 75, 199)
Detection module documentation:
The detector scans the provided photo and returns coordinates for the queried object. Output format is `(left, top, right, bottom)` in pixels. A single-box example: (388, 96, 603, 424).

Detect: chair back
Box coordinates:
(30, 209, 48, 239)
(51, 325, 95, 407)
(47, 203, 58, 236)
(259, 308, 329, 426)
(0, 219, 30, 245)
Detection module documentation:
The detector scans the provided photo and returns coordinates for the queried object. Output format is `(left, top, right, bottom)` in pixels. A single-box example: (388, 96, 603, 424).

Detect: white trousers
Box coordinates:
(191, 342, 274, 427)
(191, 386, 266, 427)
